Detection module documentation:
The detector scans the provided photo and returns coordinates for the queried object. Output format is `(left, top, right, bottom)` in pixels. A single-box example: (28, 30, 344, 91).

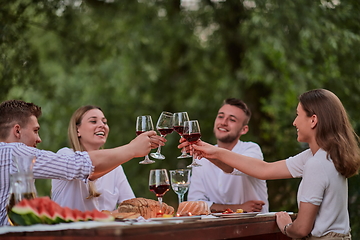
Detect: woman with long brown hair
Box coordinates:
(52, 105, 135, 211)
(183, 89, 360, 239)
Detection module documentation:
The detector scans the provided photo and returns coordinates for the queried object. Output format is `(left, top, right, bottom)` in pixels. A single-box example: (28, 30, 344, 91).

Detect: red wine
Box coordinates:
(158, 128, 174, 136)
(183, 133, 201, 143)
(149, 184, 170, 197)
(136, 131, 145, 136)
(173, 126, 184, 135)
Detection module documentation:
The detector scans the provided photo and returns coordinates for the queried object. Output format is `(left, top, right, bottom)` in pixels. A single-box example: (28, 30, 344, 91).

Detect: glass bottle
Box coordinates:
(7, 155, 37, 225)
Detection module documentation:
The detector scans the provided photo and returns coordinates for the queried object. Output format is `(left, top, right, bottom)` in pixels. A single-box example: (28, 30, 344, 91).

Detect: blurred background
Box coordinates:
(1, 0, 360, 236)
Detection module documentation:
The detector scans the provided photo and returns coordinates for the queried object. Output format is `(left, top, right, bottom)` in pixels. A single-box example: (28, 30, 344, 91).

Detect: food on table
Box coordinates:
(117, 197, 174, 219)
(8, 196, 114, 226)
(176, 201, 210, 216)
(223, 208, 234, 214)
(212, 208, 246, 214)
(102, 210, 141, 220)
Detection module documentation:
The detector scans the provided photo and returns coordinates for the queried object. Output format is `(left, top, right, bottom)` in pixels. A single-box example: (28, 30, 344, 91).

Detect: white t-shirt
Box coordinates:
(188, 140, 269, 213)
(51, 147, 135, 211)
(286, 148, 350, 237)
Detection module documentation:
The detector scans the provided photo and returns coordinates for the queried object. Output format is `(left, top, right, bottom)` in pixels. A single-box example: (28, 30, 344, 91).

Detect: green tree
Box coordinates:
(1, 0, 360, 236)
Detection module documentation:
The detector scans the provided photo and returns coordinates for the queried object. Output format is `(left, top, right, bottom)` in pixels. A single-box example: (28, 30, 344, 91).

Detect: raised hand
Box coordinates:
(189, 140, 219, 160)
(130, 131, 165, 158)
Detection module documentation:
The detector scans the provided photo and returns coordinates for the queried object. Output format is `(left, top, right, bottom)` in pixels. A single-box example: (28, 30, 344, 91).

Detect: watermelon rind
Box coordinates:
(62, 207, 76, 223)
(10, 200, 42, 226)
(9, 197, 115, 225)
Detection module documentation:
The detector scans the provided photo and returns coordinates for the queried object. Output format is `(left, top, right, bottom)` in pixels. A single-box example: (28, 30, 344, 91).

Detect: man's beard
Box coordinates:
(215, 131, 239, 144)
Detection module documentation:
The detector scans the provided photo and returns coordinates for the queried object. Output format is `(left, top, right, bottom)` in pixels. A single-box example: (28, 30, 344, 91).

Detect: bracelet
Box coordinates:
(283, 223, 292, 236)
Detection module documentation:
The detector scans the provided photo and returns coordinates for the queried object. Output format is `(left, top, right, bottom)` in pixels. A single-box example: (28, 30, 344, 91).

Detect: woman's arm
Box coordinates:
(276, 202, 318, 238)
(189, 140, 292, 180)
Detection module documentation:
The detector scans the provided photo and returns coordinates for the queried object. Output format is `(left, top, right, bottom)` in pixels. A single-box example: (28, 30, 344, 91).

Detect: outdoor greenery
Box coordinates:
(1, 0, 360, 236)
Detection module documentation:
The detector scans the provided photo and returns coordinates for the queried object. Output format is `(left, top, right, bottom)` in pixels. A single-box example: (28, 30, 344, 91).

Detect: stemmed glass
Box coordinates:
(149, 169, 170, 213)
(173, 112, 192, 159)
(183, 120, 202, 168)
(150, 111, 174, 160)
(170, 169, 191, 205)
(136, 115, 155, 164)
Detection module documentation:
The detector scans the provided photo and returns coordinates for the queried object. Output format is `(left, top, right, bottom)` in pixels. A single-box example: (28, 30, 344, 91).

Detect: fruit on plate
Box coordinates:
(8, 196, 114, 226)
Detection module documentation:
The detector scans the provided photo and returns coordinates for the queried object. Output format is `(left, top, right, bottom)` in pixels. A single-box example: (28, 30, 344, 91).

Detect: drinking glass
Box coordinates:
(170, 169, 191, 205)
(136, 115, 155, 164)
(149, 169, 170, 213)
(183, 120, 202, 168)
(173, 112, 192, 159)
(150, 111, 174, 159)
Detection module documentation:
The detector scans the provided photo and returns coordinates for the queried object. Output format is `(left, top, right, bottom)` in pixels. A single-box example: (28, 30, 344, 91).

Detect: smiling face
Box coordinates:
(293, 103, 317, 145)
(213, 104, 249, 148)
(19, 115, 42, 148)
(77, 109, 109, 151)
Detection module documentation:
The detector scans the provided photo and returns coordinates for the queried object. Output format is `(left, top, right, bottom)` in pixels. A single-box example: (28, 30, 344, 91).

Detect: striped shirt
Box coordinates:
(0, 142, 93, 226)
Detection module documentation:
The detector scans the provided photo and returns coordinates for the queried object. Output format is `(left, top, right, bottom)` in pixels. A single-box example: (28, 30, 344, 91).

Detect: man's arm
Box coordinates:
(211, 200, 265, 213)
(33, 131, 164, 181)
(88, 131, 164, 179)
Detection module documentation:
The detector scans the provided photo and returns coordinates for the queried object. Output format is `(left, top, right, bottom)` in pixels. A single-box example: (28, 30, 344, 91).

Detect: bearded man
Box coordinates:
(188, 98, 269, 213)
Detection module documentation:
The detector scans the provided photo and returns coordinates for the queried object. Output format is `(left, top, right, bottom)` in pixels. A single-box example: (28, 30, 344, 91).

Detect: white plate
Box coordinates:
(149, 215, 201, 222)
(256, 212, 294, 217)
(212, 212, 259, 218)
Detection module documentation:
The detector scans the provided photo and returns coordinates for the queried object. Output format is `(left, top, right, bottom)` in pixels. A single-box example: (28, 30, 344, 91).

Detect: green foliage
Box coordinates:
(1, 0, 360, 236)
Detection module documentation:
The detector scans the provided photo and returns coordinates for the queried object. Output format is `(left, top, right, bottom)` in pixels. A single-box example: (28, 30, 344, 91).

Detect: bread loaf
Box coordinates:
(177, 201, 210, 216)
(117, 198, 174, 219)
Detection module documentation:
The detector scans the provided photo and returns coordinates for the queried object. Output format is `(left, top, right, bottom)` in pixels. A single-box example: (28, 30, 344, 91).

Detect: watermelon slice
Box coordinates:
(35, 197, 65, 224)
(83, 210, 93, 221)
(9, 197, 114, 225)
(72, 209, 85, 222)
(9, 198, 42, 226)
(62, 207, 76, 222)
(91, 209, 114, 222)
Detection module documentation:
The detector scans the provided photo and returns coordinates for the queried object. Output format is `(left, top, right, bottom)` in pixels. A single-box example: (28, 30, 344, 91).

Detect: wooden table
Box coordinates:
(1, 215, 295, 240)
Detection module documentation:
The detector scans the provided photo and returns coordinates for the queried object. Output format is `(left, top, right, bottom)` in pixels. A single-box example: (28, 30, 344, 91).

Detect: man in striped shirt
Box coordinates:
(0, 100, 165, 226)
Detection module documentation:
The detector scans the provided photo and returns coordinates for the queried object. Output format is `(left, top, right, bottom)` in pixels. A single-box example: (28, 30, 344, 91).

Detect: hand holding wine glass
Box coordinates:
(173, 112, 192, 159)
(170, 169, 191, 205)
(136, 115, 155, 164)
(150, 111, 174, 160)
(183, 120, 202, 168)
(149, 169, 170, 214)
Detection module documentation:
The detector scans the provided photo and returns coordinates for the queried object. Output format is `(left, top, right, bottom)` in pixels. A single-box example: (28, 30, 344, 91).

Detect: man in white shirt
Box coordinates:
(0, 100, 164, 225)
(188, 98, 269, 213)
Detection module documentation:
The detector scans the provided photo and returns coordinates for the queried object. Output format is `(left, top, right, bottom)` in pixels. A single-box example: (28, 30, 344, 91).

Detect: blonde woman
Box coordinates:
(182, 89, 360, 239)
(52, 106, 135, 211)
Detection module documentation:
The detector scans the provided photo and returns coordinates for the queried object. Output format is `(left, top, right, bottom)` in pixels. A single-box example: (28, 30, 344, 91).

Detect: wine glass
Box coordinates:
(136, 115, 155, 164)
(150, 111, 174, 160)
(170, 169, 191, 205)
(183, 120, 202, 168)
(173, 112, 192, 159)
(149, 169, 170, 213)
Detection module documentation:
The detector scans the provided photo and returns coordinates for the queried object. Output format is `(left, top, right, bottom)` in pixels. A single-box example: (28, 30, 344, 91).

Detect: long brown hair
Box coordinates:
(299, 89, 360, 178)
(68, 105, 103, 198)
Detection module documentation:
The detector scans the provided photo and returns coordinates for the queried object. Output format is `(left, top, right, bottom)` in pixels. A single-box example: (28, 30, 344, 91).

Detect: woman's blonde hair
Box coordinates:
(299, 89, 360, 178)
(68, 105, 103, 198)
